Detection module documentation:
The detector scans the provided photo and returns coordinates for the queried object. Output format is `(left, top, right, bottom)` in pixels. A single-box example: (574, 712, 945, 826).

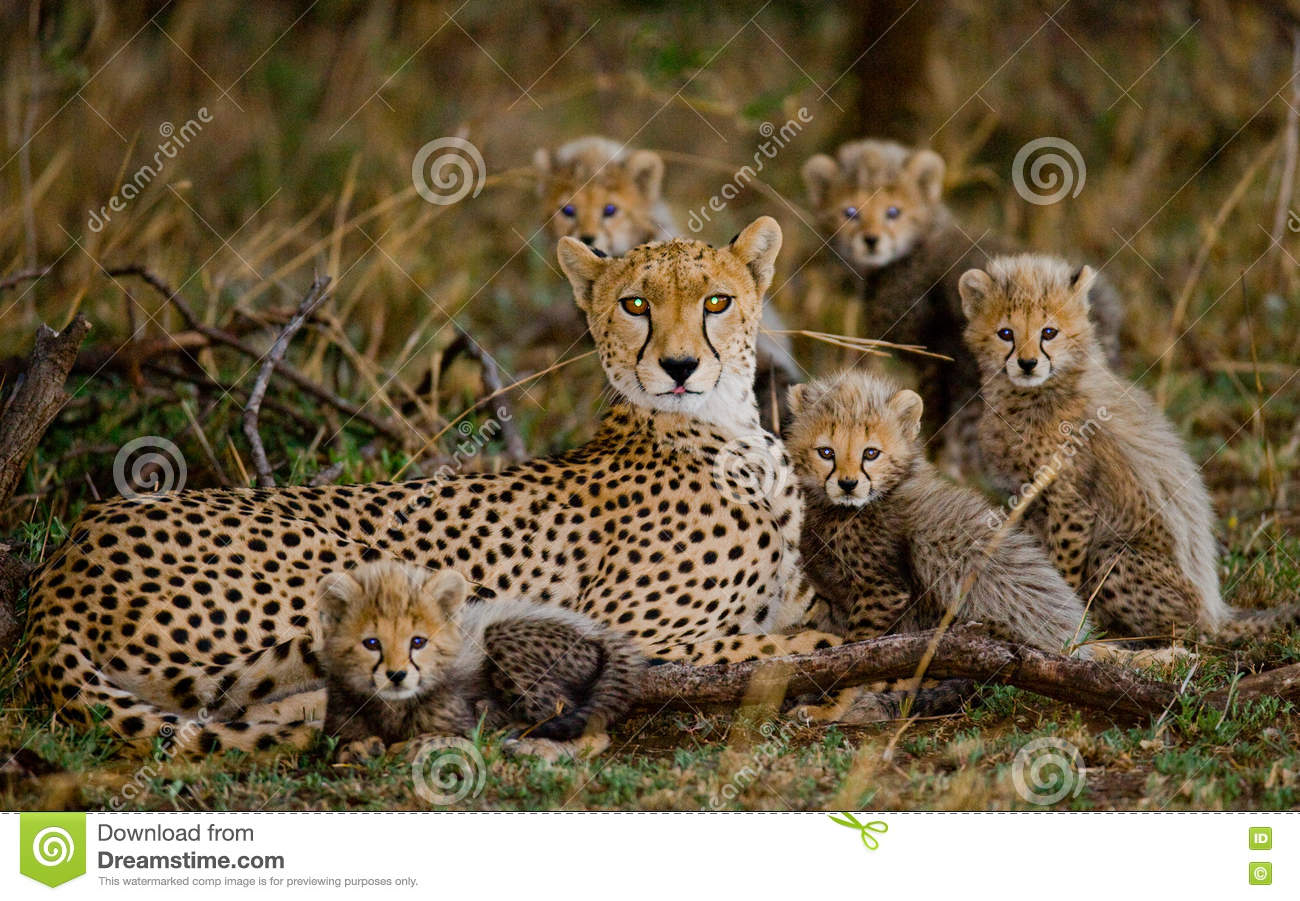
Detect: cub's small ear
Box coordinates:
(887, 389, 924, 440)
(626, 149, 665, 202)
(905, 149, 946, 205)
(958, 268, 994, 321)
(317, 571, 361, 630)
(729, 216, 783, 298)
(801, 154, 839, 208)
(557, 236, 609, 313)
(1069, 264, 1096, 311)
(786, 383, 808, 417)
(425, 569, 468, 618)
(533, 148, 551, 196)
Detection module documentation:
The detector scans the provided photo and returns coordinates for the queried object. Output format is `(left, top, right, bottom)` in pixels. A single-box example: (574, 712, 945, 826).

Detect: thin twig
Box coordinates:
(0, 266, 52, 293)
(242, 276, 331, 487)
(445, 327, 528, 462)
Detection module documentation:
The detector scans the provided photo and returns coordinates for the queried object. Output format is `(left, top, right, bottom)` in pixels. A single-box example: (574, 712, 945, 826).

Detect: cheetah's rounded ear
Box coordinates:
(729, 216, 783, 298)
(425, 569, 468, 618)
(905, 149, 946, 205)
(317, 571, 361, 629)
(626, 150, 665, 202)
(786, 383, 808, 417)
(533, 148, 552, 197)
(887, 389, 924, 440)
(557, 236, 609, 314)
(958, 268, 994, 321)
(801, 154, 839, 208)
(1069, 264, 1096, 311)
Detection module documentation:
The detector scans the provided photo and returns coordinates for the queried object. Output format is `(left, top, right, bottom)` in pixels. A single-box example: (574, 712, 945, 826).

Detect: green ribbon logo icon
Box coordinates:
(20, 812, 86, 887)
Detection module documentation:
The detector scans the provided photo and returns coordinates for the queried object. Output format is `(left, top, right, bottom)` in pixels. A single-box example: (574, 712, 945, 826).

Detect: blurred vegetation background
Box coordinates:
(0, 0, 1297, 541)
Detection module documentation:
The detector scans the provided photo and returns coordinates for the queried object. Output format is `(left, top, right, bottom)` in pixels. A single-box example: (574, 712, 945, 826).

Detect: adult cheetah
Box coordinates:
(25, 217, 863, 753)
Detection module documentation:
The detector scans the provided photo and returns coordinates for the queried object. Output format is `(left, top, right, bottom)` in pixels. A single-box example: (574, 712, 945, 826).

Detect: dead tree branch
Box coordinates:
(0, 315, 92, 509)
(242, 276, 332, 487)
(636, 627, 1300, 720)
(444, 328, 527, 462)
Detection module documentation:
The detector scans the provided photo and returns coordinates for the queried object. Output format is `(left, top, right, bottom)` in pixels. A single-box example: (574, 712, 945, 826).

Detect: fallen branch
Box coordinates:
(442, 328, 527, 462)
(636, 627, 1300, 720)
(242, 276, 332, 487)
(0, 315, 92, 510)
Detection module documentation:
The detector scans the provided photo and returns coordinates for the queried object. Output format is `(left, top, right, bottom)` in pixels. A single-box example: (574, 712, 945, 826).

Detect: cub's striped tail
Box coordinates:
(1213, 602, 1300, 642)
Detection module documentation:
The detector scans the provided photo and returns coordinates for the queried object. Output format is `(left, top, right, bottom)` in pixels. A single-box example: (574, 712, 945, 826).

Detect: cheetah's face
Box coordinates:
(317, 563, 467, 702)
(558, 216, 781, 422)
(786, 371, 921, 506)
(960, 258, 1097, 389)
(803, 147, 944, 273)
(536, 148, 665, 256)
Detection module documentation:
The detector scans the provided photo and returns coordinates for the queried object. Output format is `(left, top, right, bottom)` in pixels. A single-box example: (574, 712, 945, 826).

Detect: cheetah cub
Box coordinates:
(787, 370, 1092, 654)
(960, 254, 1300, 643)
(317, 561, 644, 761)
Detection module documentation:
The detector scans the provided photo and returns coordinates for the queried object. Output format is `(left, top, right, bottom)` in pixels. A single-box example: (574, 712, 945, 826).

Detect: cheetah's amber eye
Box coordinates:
(996, 328, 1014, 342)
(362, 637, 380, 651)
(704, 294, 732, 314)
(885, 206, 901, 220)
(561, 204, 576, 218)
(410, 636, 427, 650)
(816, 446, 835, 461)
(1041, 327, 1058, 340)
(620, 296, 649, 316)
(863, 447, 881, 461)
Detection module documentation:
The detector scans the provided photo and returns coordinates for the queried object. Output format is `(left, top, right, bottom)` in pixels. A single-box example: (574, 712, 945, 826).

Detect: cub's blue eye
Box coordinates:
(816, 447, 835, 460)
(1041, 327, 1058, 340)
(410, 636, 427, 650)
(863, 447, 880, 461)
(843, 207, 858, 220)
(885, 206, 901, 220)
(561, 204, 576, 217)
(362, 637, 380, 650)
(603, 204, 617, 217)
(997, 328, 1014, 342)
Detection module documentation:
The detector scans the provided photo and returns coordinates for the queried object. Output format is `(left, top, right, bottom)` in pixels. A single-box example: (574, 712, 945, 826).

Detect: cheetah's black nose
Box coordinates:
(862, 234, 879, 250)
(1018, 358, 1039, 373)
(580, 234, 597, 246)
(660, 356, 699, 387)
(837, 478, 859, 492)
(385, 669, 407, 684)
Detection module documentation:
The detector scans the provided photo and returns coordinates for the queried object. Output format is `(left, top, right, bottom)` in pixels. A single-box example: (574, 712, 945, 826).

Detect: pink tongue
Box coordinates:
(672, 386, 686, 395)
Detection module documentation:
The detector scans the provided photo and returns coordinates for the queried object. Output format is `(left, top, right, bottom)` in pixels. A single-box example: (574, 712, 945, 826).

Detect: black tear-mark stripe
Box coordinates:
(700, 305, 721, 363)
